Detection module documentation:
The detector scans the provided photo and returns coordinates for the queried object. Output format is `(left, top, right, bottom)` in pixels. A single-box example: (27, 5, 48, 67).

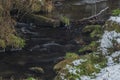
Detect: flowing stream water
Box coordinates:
(0, 0, 120, 80)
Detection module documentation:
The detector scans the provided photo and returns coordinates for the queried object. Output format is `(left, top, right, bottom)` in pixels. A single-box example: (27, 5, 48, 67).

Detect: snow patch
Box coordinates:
(72, 59, 87, 66)
(80, 64, 120, 80)
(109, 16, 120, 23)
(100, 31, 120, 54)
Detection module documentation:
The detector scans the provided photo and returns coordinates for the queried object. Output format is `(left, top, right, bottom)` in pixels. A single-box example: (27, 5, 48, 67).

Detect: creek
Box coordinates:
(0, 0, 120, 80)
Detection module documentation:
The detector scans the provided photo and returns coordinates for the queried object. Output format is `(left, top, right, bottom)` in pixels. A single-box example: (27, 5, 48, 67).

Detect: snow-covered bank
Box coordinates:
(55, 16, 120, 80)
(100, 31, 120, 54)
(81, 30, 120, 80)
(66, 30, 120, 80)
(80, 30, 120, 80)
(80, 64, 120, 80)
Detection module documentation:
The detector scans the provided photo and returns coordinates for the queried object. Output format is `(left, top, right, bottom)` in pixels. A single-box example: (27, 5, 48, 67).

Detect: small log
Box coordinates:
(22, 14, 60, 27)
(70, 7, 109, 25)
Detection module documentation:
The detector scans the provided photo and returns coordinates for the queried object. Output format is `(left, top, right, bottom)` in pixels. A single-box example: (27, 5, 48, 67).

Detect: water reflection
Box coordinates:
(54, 0, 108, 19)
(54, 0, 120, 20)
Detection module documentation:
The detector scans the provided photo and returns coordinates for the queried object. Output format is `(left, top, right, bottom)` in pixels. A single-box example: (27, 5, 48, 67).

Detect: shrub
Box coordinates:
(0, 1, 25, 48)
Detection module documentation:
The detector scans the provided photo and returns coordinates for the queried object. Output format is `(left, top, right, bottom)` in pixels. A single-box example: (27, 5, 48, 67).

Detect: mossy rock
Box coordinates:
(54, 53, 107, 80)
(54, 59, 74, 71)
(104, 21, 120, 32)
(29, 67, 44, 74)
(54, 53, 79, 71)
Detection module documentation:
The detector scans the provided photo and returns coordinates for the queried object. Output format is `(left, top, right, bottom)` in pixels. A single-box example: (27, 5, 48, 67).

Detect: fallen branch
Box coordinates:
(79, 7, 109, 21)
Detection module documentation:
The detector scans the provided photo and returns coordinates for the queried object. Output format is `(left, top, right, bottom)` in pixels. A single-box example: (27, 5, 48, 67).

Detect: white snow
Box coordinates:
(72, 59, 87, 66)
(80, 64, 120, 80)
(99, 30, 120, 66)
(65, 65, 79, 75)
(64, 59, 87, 75)
(111, 51, 120, 58)
(100, 31, 120, 54)
(96, 64, 120, 80)
(116, 38, 120, 44)
(109, 16, 120, 23)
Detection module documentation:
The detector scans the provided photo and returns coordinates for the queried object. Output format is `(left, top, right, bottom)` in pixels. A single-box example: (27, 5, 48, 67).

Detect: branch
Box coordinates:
(79, 7, 109, 21)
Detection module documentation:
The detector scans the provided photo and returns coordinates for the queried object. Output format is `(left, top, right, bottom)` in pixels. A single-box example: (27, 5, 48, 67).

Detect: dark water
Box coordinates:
(0, 0, 120, 80)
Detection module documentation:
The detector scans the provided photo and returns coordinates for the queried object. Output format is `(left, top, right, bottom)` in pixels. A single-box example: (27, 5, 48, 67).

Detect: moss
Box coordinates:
(54, 53, 79, 72)
(82, 25, 102, 33)
(79, 53, 107, 75)
(65, 52, 80, 59)
(54, 59, 74, 71)
(105, 21, 120, 32)
(23, 14, 60, 27)
(0, 39, 6, 48)
(26, 77, 36, 80)
(79, 60, 100, 76)
(82, 25, 103, 41)
(90, 28, 103, 38)
(112, 8, 120, 16)
(55, 52, 107, 80)
(9, 34, 25, 48)
(60, 16, 70, 26)
(79, 41, 99, 53)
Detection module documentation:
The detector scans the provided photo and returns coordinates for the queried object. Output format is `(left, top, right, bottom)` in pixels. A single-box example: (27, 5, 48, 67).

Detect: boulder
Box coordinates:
(54, 59, 73, 71)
